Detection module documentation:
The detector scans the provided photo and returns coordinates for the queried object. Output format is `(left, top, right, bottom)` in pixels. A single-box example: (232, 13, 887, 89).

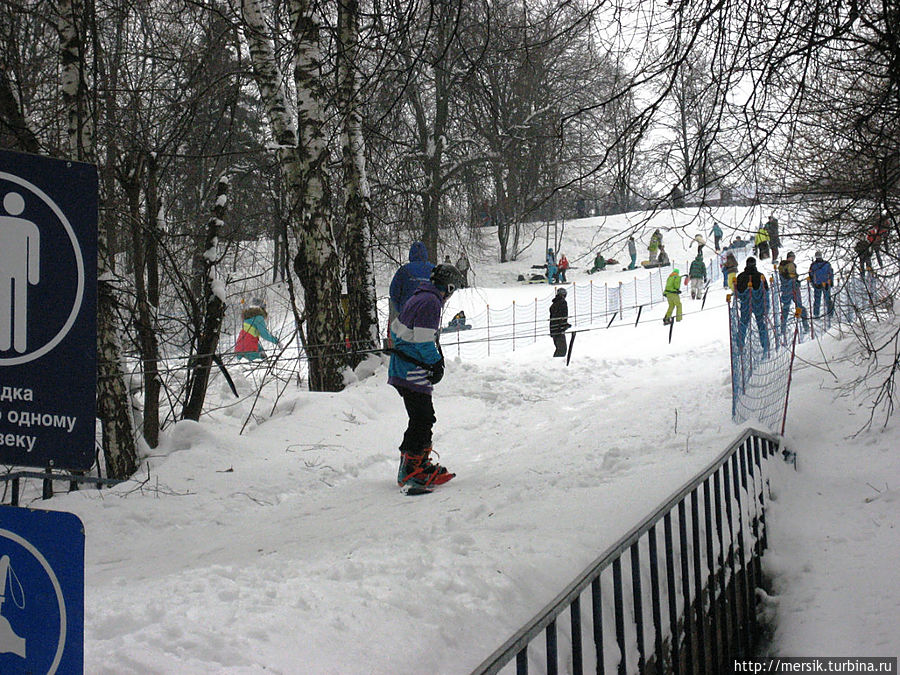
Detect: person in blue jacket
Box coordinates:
(389, 263, 463, 491)
(808, 251, 834, 317)
(389, 241, 435, 315)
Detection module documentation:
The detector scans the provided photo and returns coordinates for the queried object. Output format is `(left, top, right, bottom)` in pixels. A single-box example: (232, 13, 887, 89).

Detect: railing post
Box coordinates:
(630, 541, 646, 672)
(648, 525, 665, 675)
(11, 477, 19, 506)
(612, 558, 627, 675)
(546, 618, 558, 675)
(592, 577, 604, 674)
(678, 500, 694, 675)
(664, 513, 680, 671)
(42, 468, 53, 500)
(722, 460, 740, 658)
(731, 452, 752, 656)
(703, 477, 721, 674)
(517, 648, 528, 675)
(570, 596, 583, 675)
(691, 489, 707, 672)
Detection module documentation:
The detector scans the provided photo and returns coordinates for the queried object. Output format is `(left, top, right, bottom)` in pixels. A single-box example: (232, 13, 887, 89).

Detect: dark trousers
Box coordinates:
(397, 387, 435, 455)
(552, 333, 567, 357)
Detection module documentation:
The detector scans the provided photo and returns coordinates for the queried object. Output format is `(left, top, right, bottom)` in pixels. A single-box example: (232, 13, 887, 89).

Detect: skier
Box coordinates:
(627, 236, 637, 270)
(234, 299, 279, 360)
(662, 268, 683, 325)
(549, 287, 570, 357)
(389, 263, 463, 491)
(710, 223, 723, 252)
(777, 251, 809, 334)
(688, 252, 708, 299)
(734, 257, 770, 355)
(808, 251, 834, 318)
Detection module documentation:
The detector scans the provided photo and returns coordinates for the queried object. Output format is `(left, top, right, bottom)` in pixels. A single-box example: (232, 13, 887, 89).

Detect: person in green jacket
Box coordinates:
(688, 252, 707, 299)
(588, 251, 607, 274)
(663, 269, 683, 325)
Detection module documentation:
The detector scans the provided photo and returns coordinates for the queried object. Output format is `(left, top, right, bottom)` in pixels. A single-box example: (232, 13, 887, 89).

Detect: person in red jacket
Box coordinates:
(557, 254, 570, 283)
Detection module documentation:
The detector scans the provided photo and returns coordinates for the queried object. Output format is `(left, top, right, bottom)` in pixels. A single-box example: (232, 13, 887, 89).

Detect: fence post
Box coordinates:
(590, 280, 593, 322)
(512, 300, 516, 352)
(487, 304, 491, 357)
(572, 282, 576, 325)
(618, 282, 623, 318)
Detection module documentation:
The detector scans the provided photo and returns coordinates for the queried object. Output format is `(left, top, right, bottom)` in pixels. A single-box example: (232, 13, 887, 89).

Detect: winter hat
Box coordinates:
(786, 251, 795, 259)
(815, 251, 823, 259)
(746, 257, 757, 268)
(556, 287, 567, 297)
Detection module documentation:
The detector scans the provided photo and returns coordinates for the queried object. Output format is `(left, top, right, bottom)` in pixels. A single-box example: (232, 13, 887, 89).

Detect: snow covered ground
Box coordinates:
(11, 207, 900, 673)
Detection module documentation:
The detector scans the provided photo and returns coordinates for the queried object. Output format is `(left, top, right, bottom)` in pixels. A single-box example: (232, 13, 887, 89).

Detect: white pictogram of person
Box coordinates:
(0, 191, 40, 353)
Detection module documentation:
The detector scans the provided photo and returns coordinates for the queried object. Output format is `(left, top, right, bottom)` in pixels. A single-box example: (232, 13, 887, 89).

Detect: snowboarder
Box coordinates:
(549, 287, 570, 357)
(627, 236, 637, 270)
(734, 257, 770, 355)
(808, 251, 834, 318)
(663, 268, 683, 325)
(710, 223, 723, 252)
(389, 263, 463, 491)
(777, 251, 809, 334)
(688, 252, 708, 299)
(588, 251, 607, 274)
(235, 299, 279, 360)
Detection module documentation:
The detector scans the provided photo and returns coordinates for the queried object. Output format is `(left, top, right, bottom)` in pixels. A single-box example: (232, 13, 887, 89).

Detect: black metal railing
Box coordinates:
(471, 428, 786, 675)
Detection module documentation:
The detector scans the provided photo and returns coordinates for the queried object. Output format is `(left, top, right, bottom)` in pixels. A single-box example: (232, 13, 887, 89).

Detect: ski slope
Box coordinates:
(12, 207, 899, 674)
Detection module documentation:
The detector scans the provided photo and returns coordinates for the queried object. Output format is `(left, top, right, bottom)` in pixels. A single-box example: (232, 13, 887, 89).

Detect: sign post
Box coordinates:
(0, 150, 97, 471)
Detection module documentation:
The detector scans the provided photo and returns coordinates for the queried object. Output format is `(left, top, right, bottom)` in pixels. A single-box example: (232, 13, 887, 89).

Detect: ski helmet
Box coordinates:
(556, 287, 567, 297)
(430, 263, 463, 297)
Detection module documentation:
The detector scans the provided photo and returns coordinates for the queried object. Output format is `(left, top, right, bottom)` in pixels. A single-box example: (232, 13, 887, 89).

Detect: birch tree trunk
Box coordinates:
(183, 175, 229, 420)
(57, 0, 138, 479)
(240, 0, 346, 391)
(337, 0, 379, 359)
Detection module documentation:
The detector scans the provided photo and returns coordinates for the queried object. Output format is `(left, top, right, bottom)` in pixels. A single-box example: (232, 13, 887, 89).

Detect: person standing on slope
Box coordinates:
(734, 256, 770, 355)
(627, 236, 637, 270)
(710, 222, 723, 252)
(688, 251, 708, 299)
(389, 264, 463, 491)
(808, 251, 834, 318)
(663, 268, 683, 325)
(549, 287, 570, 357)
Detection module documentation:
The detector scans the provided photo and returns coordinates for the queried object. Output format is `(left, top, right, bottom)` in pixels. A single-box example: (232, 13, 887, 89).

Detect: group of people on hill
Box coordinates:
(545, 248, 570, 283)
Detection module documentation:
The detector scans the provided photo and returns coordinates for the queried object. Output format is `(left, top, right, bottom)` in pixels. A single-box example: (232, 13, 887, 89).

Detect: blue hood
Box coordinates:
(409, 241, 429, 263)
